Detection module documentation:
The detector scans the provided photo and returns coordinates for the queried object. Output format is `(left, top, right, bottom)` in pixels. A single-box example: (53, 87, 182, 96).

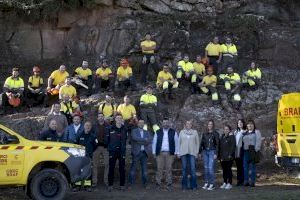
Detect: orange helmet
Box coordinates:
(8, 96, 21, 107)
(48, 88, 59, 95)
(33, 66, 40, 73)
(120, 58, 129, 66)
(73, 110, 83, 118)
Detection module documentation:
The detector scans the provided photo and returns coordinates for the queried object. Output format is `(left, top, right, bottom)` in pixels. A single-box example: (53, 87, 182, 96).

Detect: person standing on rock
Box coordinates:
(242, 120, 262, 187)
(178, 120, 200, 190)
(1, 67, 24, 113)
(105, 114, 127, 192)
(92, 113, 110, 187)
(219, 125, 236, 190)
(205, 36, 222, 74)
(234, 119, 246, 186)
(74, 60, 93, 96)
(200, 120, 220, 191)
(156, 65, 178, 101)
(242, 61, 262, 90)
(221, 37, 238, 73)
(26, 66, 45, 107)
(139, 85, 160, 132)
(43, 103, 68, 137)
(140, 33, 158, 85)
(95, 59, 114, 93)
(128, 119, 152, 189)
(198, 66, 219, 105)
(152, 118, 179, 191)
(191, 55, 206, 94)
(116, 58, 137, 91)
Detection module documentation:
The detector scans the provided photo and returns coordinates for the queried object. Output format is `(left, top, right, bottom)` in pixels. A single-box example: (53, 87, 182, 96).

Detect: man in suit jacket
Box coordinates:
(64, 115, 84, 144)
(128, 119, 152, 188)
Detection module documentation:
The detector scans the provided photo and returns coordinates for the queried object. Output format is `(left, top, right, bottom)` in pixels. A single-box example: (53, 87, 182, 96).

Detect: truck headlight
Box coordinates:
(63, 147, 86, 157)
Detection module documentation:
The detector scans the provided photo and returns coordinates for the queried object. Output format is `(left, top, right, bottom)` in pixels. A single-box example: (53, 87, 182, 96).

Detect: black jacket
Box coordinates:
(200, 131, 220, 155)
(39, 129, 65, 142)
(105, 124, 127, 155)
(77, 131, 98, 158)
(219, 134, 236, 161)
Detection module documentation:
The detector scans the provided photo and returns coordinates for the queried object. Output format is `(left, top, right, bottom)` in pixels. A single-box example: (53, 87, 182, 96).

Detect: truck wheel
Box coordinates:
(30, 169, 68, 200)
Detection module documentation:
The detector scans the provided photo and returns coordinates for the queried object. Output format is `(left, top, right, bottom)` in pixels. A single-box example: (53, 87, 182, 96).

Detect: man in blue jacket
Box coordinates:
(64, 115, 84, 144)
(105, 114, 127, 191)
(128, 119, 152, 189)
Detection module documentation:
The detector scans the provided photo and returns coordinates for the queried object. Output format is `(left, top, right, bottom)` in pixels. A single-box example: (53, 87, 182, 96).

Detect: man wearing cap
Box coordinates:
(140, 33, 159, 85)
(116, 58, 136, 91)
(198, 66, 219, 105)
(74, 60, 93, 95)
(156, 65, 178, 100)
(95, 59, 114, 93)
(139, 86, 160, 132)
(26, 66, 45, 107)
(1, 68, 24, 112)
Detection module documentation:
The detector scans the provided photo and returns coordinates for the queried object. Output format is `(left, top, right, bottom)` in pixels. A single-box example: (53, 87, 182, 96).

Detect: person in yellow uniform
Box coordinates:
(198, 66, 219, 105)
(95, 59, 114, 93)
(45, 65, 69, 107)
(74, 60, 93, 95)
(140, 33, 159, 85)
(242, 61, 262, 90)
(191, 55, 206, 94)
(139, 85, 160, 132)
(59, 77, 77, 100)
(176, 55, 194, 84)
(60, 94, 80, 124)
(205, 37, 222, 74)
(117, 58, 136, 91)
(157, 65, 178, 100)
(219, 66, 241, 109)
(1, 68, 24, 113)
(98, 95, 117, 123)
(26, 66, 45, 107)
(221, 37, 238, 73)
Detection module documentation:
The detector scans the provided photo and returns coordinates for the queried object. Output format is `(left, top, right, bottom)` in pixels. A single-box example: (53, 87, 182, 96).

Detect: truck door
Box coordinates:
(0, 128, 24, 183)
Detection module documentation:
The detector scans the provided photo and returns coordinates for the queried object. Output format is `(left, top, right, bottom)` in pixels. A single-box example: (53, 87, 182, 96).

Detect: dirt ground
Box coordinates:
(1, 160, 300, 200)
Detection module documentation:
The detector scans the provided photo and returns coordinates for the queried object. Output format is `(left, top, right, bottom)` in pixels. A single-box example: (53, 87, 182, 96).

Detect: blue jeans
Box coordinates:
(202, 150, 216, 185)
(243, 150, 256, 184)
(128, 151, 148, 185)
(181, 154, 197, 189)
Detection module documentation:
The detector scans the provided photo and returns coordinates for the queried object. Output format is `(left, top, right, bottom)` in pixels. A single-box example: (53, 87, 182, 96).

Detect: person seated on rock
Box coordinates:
(98, 95, 118, 123)
(139, 85, 160, 132)
(117, 58, 136, 91)
(59, 77, 77, 100)
(39, 119, 65, 142)
(140, 33, 158, 85)
(205, 36, 222, 74)
(1, 67, 24, 113)
(198, 66, 219, 105)
(176, 54, 194, 85)
(45, 65, 69, 106)
(157, 65, 178, 100)
(191, 55, 206, 94)
(242, 61, 262, 90)
(26, 66, 45, 107)
(64, 115, 84, 144)
(221, 37, 238, 73)
(219, 66, 241, 109)
(74, 60, 93, 95)
(60, 94, 81, 124)
(95, 59, 114, 93)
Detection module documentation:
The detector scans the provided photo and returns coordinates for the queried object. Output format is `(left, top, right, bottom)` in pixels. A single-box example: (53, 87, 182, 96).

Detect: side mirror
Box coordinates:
(6, 135, 20, 144)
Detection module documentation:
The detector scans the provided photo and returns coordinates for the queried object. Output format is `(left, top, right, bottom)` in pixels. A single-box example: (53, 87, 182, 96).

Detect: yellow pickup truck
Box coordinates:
(275, 93, 300, 167)
(0, 124, 91, 200)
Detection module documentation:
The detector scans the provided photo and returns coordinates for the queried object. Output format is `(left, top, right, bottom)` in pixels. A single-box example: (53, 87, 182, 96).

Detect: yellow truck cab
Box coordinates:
(0, 124, 91, 200)
(275, 93, 300, 167)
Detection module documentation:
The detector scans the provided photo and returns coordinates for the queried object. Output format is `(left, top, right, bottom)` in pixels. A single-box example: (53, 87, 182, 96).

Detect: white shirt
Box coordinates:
(73, 124, 81, 134)
(140, 129, 145, 151)
(152, 128, 179, 155)
(161, 128, 170, 152)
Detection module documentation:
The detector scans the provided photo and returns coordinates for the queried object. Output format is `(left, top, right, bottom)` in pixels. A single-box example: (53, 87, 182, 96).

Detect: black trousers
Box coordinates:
(26, 90, 45, 106)
(108, 151, 126, 186)
(221, 160, 233, 184)
(208, 56, 219, 74)
(235, 157, 244, 185)
(141, 54, 159, 84)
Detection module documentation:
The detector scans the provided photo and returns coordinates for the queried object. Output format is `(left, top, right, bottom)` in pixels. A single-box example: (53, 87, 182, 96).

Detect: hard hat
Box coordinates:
(82, 61, 88, 66)
(8, 97, 21, 107)
(33, 66, 40, 73)
(120, 58, 129, 65)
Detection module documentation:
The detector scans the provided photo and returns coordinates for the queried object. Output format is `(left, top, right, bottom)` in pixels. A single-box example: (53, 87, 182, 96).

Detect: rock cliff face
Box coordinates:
(0, 0, 300, 157)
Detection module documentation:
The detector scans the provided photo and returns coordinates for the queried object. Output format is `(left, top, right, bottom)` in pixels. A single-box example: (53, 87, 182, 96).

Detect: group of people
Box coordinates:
(42, 109, 262, 192)
(1, 34, 263, 192)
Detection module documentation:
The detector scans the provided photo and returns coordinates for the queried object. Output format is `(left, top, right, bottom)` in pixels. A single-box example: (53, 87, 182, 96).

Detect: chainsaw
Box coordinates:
(71, 77, 88, 89)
